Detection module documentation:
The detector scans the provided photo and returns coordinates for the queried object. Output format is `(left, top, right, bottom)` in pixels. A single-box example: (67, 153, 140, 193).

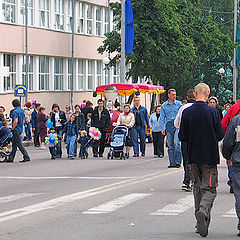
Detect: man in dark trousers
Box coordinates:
(31, 103, 41, 147)
(91, 99, 110, 157)
(222, 114, 240, 237)
(179, 83, 224, 237)
(7, 99, 30, 163)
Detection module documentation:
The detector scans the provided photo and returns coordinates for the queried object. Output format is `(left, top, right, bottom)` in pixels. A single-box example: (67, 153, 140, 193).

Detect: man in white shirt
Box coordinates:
(174, 89, 195, 191)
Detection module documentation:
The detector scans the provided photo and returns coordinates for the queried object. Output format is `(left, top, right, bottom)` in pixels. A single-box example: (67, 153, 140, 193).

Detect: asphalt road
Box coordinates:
(0, 143, 238, 240)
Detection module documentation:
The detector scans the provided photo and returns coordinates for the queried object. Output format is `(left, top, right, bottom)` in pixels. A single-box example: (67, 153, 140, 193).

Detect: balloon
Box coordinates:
(89, 127, 102, 140)
(46, 119, 53, 128)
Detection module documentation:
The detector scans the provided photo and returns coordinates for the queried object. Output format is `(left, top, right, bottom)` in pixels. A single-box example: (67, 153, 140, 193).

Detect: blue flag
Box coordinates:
(125, 0, 134, 54)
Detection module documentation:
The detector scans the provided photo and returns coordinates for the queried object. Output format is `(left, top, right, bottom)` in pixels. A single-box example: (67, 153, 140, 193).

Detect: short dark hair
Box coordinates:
(35, 103, 41, 108)
(187, 89, 195, 100)
(97, 99, 103, 104)
(39, 107, 45, 112)
(52, 103, 60, 111)
(12, 99, 20, 108)
(154, 105, 161, 112)
(0, 106, 5, 112)
(86, 101, 93, 106)
(74, 104, 80, 109)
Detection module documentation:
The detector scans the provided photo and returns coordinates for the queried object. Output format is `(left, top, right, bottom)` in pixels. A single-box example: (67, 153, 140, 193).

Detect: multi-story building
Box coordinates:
(0, 0, 120, 112)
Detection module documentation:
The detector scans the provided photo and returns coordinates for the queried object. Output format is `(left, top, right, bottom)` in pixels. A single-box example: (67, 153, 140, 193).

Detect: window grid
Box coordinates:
(3, 54, 16, 91)
(39, 0, 49, 28)
(104, 68, 110, 85)
(2, 0, 16, 23)
(77, 2, 84, 34)
(20, 0, 33, 26)
(54, 0, 64, 31)
(86, 4, 93, 35)
(68, 59, 73, 90)
(39, 56, 49, 90)
(78, 59, 84, 90)
(87, 60, 93, 90)
(96, 61, 102, 87)
(22, 55, 34, 91)
(104, 8, 110, 34)
(54, 58, 63, 90)
(113, 64, 119, 83)
(67, 0, 73, 32)
(95, 6, 102, 36)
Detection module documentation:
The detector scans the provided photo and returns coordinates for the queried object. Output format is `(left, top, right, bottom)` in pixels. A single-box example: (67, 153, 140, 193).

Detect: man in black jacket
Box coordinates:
(81, 101, 93, 123)
(179, 83, 224, 237)
(91, 99, 110, 157)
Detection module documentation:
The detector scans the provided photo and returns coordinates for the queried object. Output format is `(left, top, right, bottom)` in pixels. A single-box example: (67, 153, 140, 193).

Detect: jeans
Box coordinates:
(9, 130, 30, 162)
(166, 122, 182, 166)
(33, 129, 40, 147)
(49, 147, 56, 158)
(132, 126, 146, 155)
(228, 165, 233, 187)
(152, 131, 164, 156)
(24, 122, 32, 140)
(66, 135, 77, 158)
(55, 127, 63, 157)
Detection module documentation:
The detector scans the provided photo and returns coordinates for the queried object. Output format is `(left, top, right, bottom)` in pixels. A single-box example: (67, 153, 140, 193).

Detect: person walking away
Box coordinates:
(174, 89, 195, 191)
(91, 99, 110, 157)
(50, 104, 66, 158)
(132, 97, 150, 157)
(179, 83, 224, 237)
(222, 115, 240, 237)
(23, 102, 32, 141)
(61, 114, 79, 160)
(31, 103, 41, 147)
(81, 101, 93, 123)
(37, 107, 47, 149)
(7, 99, 30, 163)
(160, 89, 182, 168)
(208, 96, 223, 120)
(117, 104, 135, 158)
(150, 105, 165, 158)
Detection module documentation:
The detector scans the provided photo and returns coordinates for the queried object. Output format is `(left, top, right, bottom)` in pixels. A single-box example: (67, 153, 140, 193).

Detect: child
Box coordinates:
(47, 127, 59, 159)
(78, 130, 91, 159)
(61, 114, 79, 160)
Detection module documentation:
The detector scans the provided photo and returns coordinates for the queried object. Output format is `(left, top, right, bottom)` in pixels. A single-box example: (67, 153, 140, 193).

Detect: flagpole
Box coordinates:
(120, 0, 126, 83)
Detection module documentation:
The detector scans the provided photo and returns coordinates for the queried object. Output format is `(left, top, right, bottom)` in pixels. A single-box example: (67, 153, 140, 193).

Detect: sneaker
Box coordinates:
(141, 152, 145, 157)
(133, 154, 139, 157)
(40, 146, 46, 150)
(182, 184, 188, 191)
(196, 209, 209, 237)
(158, 155, 164, 158)
(70, 157, 75, 160)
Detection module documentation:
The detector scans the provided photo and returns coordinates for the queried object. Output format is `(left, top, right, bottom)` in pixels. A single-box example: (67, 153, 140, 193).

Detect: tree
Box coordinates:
(98, 0, 233, 103)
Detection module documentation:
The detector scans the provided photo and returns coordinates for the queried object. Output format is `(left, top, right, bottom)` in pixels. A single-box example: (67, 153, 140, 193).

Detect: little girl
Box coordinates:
(61, 114, 79, 160)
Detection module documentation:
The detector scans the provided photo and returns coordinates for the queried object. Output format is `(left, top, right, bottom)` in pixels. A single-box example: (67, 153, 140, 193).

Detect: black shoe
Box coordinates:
(93, 154, 98, 158)
(141, 152, 145, 157)
(133, 154, 139, 157)
(85, 152, 88, 159)
(168, 165, 176, 168)
(230, 186, 234, 193)
(20, 159, 30, 162)
(5, 160, 13, 163)
(51, 157, 56, 159)
(99, 155, 103, 157)
(176, 164, 181, 168)
(237, 231, 240, 237)
(158, 155, 164, 158)
(70, 157, 75, 160)
(196, 209, 209, 237)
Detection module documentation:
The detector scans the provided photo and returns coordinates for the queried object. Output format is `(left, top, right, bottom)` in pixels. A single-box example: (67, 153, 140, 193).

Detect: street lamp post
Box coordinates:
(71, 0, 75, 110)
(25, 0, 29, 102)
(120, 0, 126, 83)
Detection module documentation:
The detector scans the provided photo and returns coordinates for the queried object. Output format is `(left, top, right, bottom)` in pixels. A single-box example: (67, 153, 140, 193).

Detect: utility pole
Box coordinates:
(120, 0, 125, 83)
(233, 0, 238, 101)
(71, 0, 75, 110)
(25, 0, 28, 102)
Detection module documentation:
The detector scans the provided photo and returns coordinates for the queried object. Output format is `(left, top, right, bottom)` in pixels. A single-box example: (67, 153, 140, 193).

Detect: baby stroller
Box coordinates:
(0, 126, 13, 162)
(107, 125, 128, 160)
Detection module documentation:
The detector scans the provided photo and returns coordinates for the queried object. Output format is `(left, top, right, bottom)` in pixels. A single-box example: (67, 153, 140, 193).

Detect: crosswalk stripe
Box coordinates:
(82, 193, 151, 214)
(0, 193, 44, 204)
(150, 195, 194, 216)
(222, 208, 237, 218)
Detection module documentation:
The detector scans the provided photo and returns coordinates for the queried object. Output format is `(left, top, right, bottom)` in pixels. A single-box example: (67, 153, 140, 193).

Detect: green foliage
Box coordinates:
(97, 0, 234, 105)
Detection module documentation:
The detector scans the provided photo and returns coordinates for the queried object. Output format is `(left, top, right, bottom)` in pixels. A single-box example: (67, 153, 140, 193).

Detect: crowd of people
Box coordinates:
(1, 85, 240, 237)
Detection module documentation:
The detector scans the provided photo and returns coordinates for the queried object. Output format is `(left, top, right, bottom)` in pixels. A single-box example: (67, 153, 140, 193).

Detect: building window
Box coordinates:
(87, 60, 93, 90)
(39, 56, 49, 90)
(20, 0, 33, 26)
(113, 63, 119, 83)
(68, 59, 73, 90)
(54, 58, 63, 90)
(104, 8, 110, 34)
(77, 2, 84, 34)
(104, 68, 110, 84)
(22, 56, 33, 91)
(67, 0, 73, 32)
(54, 0, 64, 30)
(3, 54, 16, 91)
(39, 0, 49, 28)
(78, 60, 84, 90)
(95, 6, 102, 36)
(96, 61, 102, 87)
(2, 0, 16, 23)
(86, 4, 93, 35)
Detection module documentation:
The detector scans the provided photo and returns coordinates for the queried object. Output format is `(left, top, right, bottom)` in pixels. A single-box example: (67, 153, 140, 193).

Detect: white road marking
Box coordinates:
(0, 176, 135, 180)
(150, 195, 194, 216)
(82, 193, 151, 214)
(222, 208, 237, 218)
(0, 168, 181, 222)
(0, 193, 44, 204)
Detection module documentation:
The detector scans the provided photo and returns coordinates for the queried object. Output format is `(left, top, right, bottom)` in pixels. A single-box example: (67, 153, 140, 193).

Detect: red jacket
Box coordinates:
(222, 101, 240, 132)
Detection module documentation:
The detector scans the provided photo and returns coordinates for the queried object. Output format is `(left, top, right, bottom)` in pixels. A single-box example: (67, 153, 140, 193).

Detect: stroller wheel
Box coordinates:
(120, 152, 124, 160)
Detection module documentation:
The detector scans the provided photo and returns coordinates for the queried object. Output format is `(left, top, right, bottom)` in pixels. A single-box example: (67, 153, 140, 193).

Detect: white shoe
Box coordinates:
(40, 146, 46, 150)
